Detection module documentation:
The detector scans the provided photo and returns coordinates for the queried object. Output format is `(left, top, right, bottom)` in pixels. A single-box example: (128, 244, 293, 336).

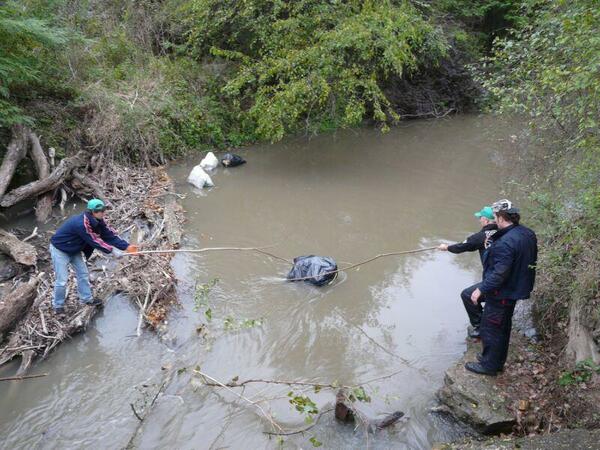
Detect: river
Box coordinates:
(0, 115, 512, 449)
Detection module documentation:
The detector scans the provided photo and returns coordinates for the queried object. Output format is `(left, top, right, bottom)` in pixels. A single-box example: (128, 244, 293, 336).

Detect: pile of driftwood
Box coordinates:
(0, 124, 183, 375)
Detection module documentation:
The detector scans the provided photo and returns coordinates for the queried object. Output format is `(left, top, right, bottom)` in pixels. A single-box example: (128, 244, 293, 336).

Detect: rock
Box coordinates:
(448, 428, 600, 449)
(437, 338, 516, 434)
(199, 152, 218, 171)
(187, 165, 214, 189)
(0, 254, 18, 282)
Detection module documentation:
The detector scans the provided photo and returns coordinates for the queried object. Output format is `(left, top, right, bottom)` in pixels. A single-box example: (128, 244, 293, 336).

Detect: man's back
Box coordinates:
(482, 224, 538, 300)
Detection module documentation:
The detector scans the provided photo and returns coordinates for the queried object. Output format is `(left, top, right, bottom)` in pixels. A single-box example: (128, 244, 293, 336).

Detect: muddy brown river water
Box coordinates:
(0, 116, 514, 449)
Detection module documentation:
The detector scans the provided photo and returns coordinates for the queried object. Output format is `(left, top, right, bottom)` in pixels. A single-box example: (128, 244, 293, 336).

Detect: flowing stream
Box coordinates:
(0, 116, 513, 449)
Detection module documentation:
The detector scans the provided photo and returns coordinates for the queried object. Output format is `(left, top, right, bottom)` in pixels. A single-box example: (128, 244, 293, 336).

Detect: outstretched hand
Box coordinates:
(126, 244, 140, 254)
(437, 244, 449, 251)
(471, 288, 482, 305)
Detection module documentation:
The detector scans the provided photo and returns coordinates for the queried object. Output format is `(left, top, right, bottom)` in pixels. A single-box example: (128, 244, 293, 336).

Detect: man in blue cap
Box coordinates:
(49, 198, 138, 315)
(465, 199, 537, 376)
(438, 206, 498, 338)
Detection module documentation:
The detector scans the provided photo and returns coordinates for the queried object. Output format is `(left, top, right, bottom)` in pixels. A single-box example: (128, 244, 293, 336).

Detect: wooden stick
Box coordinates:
(264, 408, 335, 436)
(196, 370, 285, 433)
(129, 246, 291, 264)
(0, 372, 48, 382)
(136, 284, 151, 337)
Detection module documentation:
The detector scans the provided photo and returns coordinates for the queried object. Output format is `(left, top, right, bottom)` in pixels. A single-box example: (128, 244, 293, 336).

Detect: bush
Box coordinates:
(482, 0, 600, 345)
(181, 0, 448, 141)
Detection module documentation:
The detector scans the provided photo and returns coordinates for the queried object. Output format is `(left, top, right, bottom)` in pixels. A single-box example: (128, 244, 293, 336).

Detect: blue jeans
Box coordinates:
(50, 244, 93, 308)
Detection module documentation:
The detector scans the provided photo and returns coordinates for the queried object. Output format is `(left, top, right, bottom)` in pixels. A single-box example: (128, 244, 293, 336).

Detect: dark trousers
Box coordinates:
(461, 283, 483, 328)
(479, 299, 516, 371)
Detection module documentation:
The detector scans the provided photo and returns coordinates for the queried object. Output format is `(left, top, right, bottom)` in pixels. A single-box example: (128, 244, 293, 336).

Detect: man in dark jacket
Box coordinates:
(439, 206, 498, 338)
(465, 199, 538, 376)
(49, 198, 138, 314)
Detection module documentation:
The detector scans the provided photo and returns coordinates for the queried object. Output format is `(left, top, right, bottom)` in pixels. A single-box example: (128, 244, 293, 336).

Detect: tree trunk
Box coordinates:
(0, 124, 28, 199)
(0, 228, 37, 266)
(0, 150, 88, 208)
(28, 131, 53, 222)
(0, 276, 40, 343)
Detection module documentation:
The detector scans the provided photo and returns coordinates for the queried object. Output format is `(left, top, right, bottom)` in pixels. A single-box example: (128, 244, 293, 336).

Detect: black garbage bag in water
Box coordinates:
(287, 255, 338, 286)
(221, 153, 246, 167)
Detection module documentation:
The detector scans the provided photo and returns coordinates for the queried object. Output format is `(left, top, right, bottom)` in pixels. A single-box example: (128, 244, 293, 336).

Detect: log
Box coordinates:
(0, 150, 88, 208)
(72, 169, 110, 205)
(28, 131, 53, 222)
(0, 228, 37, 266)
(0, 124, 28, 199)
(0, 276, 41, 343)
(163, 193, 182, 247)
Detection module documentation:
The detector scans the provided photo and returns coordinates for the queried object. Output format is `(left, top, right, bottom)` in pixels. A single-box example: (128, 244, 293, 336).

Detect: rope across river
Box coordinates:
(127, 245, 438, 281)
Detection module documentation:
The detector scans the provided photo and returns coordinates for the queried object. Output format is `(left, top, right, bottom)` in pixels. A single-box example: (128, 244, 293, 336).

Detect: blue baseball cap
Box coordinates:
(87, 198, 106, 212)
(474, 206, 495, 220)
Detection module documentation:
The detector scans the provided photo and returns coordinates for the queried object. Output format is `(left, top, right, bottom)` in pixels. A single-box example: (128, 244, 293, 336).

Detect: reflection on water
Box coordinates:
(0, 116, 512, 449)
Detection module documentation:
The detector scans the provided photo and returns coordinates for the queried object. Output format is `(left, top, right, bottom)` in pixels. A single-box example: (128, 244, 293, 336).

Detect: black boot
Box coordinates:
(465, 362, 497, 376)
(476, 353, 504, 372)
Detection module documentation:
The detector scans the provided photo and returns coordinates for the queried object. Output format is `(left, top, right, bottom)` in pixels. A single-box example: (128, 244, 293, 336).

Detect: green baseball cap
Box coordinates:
(474, 206, 494, 220)
(87, 198, 106, 212)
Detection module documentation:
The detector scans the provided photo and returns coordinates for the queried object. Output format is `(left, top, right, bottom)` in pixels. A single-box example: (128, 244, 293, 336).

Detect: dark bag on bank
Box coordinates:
(287, 255, 338, 286)
(221, 153, 246, 167)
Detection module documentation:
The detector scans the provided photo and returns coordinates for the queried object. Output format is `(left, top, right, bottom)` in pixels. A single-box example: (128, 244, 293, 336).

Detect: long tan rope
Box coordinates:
(286, 246, 438, 282)
(128, 245, 438, 282)
(129, 246, 292, 264)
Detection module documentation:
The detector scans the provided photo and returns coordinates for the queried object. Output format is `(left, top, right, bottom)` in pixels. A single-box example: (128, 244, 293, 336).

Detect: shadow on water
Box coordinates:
(0, 115, 515, 449)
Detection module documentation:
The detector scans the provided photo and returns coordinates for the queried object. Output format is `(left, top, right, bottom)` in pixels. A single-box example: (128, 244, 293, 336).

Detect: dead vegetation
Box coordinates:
(0, 143, 183, 374)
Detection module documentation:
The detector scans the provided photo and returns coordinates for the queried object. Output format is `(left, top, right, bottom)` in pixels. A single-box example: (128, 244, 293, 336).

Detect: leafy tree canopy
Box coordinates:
(181, 0, 448, 141)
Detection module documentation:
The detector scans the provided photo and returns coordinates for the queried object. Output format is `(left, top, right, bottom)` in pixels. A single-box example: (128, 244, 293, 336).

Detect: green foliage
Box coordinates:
(482, 0, 600, 340)
(193, 277, 219, 312)
(558, 359, 600, 386)
(288, 391, 319, 419)
(223, 316, 264, 331)
(182, 0, 448, 141)
(350, 386, 372, 403)
(0, 1, 71, 126)
(309, 436, 323, 447)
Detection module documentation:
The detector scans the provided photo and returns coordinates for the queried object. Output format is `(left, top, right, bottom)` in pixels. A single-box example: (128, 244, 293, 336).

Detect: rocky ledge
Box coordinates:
(439, 428, 600, 450)
(437, 336, 520, 434)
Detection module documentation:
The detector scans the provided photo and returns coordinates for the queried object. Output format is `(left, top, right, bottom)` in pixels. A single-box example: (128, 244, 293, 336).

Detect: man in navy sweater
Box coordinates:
(49, 198, 138, 315)
(465, 199, 538, 376)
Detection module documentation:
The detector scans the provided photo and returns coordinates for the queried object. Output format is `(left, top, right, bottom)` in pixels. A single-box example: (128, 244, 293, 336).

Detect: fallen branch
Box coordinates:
(0, 150, 87, 208)
(0, 372, 48, 382)
(201, 376, 352, 390)
(22, 227, 39, 242)
(0, 124, 28, 199)
(264, 408, 335, 436)
(0, 274, 42, 342)
(0, 228, 37, 266)
(136, 284, 151, 337)
(196, 370, 285, 433)
(28, 131, 53, 222)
